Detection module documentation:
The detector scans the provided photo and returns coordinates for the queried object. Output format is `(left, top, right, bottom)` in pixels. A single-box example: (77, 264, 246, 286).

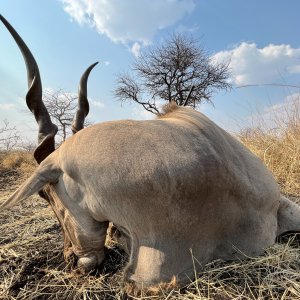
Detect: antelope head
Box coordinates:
(0, 15, 98, 263)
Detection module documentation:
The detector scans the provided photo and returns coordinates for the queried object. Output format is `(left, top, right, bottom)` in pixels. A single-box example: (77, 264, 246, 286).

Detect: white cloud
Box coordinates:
(244, 92, 300, 131)
(104, 61, 110, 66)
(285, 92, 300, 103)
(90, 100, 104, 108)
(131, 42, 141, 57)
(213, 43, 300, 86)
(44, 88, 104, 109)
(288, 65, 300, 74)
(61, 0, 196, 44)
(2, 103, 16, 110)
(131, 106, 154, 120)
(261, 93, 300, 118)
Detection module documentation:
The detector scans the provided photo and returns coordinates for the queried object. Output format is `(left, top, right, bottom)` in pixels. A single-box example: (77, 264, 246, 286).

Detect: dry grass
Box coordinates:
(0, 97, 300, 299)
(238, 96, 300, 196)
(0, 151, 37, 201)
(0, 151, 36, 172)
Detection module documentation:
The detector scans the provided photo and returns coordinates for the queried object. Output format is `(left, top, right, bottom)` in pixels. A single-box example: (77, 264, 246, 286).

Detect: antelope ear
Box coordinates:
(72, 62, 99, 134)
(0, 15, 58, 164)
(0, 156, 61, 211)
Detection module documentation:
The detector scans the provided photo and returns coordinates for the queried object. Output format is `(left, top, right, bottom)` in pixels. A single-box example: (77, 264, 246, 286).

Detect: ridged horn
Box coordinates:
(0, 15, 58, 164)
(72, 62, 98, 134)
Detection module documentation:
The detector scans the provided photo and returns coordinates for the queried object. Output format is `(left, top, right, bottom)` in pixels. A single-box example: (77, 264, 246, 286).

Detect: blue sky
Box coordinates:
(1, 0, 300, 142)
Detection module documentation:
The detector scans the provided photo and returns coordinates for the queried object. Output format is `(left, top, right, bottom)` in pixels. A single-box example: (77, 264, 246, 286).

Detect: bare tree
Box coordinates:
(0, 120, 20, 150)
(115, 34, 231, 114)
(43, 89, 92, 142)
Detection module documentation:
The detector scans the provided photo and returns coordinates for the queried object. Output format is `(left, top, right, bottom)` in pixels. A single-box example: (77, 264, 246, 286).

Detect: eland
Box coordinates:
(1, 15, 300, 289)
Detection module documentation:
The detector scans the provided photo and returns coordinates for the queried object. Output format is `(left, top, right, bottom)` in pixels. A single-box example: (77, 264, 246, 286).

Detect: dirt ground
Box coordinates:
(1, 161, 300, 299)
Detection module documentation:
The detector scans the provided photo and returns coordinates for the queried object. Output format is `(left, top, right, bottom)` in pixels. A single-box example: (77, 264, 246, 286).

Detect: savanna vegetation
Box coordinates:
(114, 34, 231, 114)
(0, 96, 299, 299)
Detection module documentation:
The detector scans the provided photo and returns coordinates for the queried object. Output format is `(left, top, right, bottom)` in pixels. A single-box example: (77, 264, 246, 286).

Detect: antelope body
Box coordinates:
(1, 15, 300, 288)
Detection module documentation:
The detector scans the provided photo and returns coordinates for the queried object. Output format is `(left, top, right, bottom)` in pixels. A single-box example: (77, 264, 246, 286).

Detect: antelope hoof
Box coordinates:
(76, 251, 105, 274)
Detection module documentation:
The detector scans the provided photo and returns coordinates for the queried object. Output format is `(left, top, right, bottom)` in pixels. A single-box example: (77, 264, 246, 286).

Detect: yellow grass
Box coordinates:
(0, 150, 36, 176)
(238, 96, 300, 196)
